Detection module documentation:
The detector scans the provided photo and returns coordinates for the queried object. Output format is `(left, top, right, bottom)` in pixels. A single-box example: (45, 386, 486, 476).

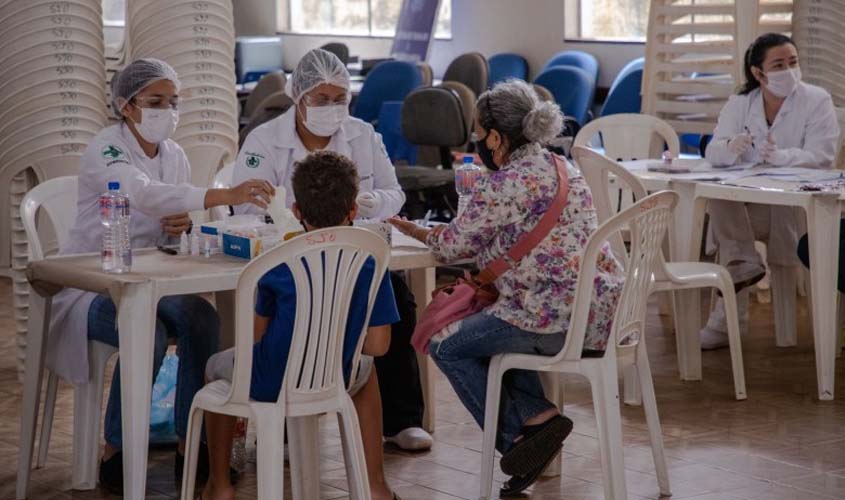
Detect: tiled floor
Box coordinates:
(2, 280, 845, 499)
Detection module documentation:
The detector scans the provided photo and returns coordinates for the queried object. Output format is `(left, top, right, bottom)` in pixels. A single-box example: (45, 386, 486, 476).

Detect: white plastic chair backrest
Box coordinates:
(551, 190, 678, 362)
(572, 146, 649, 267)
(573, 113, 680, 161)
(20, 176, 78, 261)
(835, 107, 845, 169)
(227, 227, 390, 409)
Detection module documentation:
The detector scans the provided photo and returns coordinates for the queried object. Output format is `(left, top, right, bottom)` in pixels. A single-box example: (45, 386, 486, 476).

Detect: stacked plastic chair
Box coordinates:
(642, 0, 792, 137)
(128, 0, 238, 190)
(793, 0, 845, 107)
(0, 0, 109, 380)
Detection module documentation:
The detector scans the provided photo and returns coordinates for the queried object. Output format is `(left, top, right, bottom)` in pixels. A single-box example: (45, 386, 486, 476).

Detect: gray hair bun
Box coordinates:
(522, 99, 563, 145)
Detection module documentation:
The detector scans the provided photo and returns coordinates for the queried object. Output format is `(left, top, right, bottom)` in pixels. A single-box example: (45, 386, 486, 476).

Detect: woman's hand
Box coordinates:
(160, 213, 192, 236)
(227, 179, 276, 209)
(388, 216, 430, 243)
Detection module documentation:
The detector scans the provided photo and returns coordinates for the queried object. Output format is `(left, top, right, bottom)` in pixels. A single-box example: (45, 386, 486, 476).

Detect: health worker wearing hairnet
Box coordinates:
(46, 58, 273, 493)
(234, 48, 433, 452)
(233, 48, 405, 220)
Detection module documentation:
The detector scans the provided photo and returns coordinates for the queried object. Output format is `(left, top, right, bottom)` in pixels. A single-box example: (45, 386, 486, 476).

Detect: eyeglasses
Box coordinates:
(132, 96, 181, 110)
(302, 94, 349, 107)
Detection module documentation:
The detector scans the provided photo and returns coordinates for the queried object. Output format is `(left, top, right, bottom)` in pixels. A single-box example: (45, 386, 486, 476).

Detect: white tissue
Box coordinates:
(267, 185, 301, 235)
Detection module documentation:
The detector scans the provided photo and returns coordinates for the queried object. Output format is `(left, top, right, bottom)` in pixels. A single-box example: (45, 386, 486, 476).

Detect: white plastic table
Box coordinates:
(620, 160, 842, 401)
(17, 233, 444, 500)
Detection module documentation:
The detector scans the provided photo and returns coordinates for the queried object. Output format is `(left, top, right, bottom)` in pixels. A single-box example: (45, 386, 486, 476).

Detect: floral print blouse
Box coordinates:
(427, 143, 624, 351)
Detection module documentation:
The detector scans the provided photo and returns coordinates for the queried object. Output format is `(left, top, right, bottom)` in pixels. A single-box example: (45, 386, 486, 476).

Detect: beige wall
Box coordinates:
(237, 0, 644, 87)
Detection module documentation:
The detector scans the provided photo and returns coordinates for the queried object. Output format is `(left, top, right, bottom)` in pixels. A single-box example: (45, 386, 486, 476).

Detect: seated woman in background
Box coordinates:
(390, 80, 624, 497)
(47, 58, 274, 493)
(702, 33, 839, 349)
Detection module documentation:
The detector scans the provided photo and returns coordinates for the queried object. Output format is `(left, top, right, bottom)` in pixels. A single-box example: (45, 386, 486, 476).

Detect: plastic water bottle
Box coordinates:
(100, 181, 132, 273)
(231, 418, 247, 473)
(455, 155, 482, 216)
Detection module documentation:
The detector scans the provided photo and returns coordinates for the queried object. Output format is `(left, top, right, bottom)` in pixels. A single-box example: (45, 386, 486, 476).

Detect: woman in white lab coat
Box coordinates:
(702, 33, 839, 348)
(233, 49, 433, 453)
(48, 59, 273, 492)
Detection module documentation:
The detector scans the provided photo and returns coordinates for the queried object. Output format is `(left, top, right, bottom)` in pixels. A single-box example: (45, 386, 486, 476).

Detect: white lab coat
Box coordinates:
(232, 108, 405, 219)
(706, 82, 839, 167)
(703, 82, 840, 314)
(48, 123, 208, 383)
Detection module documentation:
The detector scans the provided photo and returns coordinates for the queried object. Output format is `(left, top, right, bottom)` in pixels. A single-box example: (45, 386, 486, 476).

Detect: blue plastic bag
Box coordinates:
(150, 352, 178, 444)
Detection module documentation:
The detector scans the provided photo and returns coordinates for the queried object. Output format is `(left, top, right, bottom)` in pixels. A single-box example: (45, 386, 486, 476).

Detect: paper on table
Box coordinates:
(624, 159, 755, 181)
(391, 229, 429, 250)
(747, 167, 845, 183)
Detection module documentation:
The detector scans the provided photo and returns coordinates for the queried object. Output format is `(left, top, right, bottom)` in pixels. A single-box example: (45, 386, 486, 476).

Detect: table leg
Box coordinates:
(407, 268, 436, 433)
(214, 290, 236, 350)
(668, 184, 707, 380)
(16, 293, 51, 500)
(117, 283, 157, 500)
(806, 197, 840, 401)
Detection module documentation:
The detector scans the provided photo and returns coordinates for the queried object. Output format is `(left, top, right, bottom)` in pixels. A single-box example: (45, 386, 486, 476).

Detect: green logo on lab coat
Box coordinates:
(245, 152, 262, 168)
(102, 145, 125, 160)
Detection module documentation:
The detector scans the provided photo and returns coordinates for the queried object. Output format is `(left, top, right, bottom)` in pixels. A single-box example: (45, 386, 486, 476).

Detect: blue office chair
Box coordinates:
(376, 101, 417, 164)
(533, 66, 594, 125)
(541, 50, 599, 82)
(488, 53, 529, 87)
(600, 57, 644, 116)
(353, 60, 422, 124)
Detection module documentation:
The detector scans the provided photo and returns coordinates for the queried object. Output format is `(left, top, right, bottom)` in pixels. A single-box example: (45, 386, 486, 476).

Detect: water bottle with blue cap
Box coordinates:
(100, 181, 132, 273)
(455, 155, 482, 216)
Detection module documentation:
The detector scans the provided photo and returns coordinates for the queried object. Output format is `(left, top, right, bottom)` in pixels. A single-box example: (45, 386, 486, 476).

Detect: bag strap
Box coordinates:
(476, 154, 570, 284)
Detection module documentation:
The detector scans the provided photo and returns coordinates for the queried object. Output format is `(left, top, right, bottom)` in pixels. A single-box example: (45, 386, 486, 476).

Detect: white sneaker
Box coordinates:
(384, 427, 433, 451)
(700, 326, 730, 350)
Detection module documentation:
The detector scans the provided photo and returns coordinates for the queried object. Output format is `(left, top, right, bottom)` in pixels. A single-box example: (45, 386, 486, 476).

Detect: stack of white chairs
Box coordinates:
(793, 0, 845, 107)
(128, 0, 239, 191)
(0, 0, 108, 380)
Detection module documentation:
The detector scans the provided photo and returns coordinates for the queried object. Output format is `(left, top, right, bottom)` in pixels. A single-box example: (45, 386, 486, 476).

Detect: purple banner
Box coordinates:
(390, 0, 442, 63)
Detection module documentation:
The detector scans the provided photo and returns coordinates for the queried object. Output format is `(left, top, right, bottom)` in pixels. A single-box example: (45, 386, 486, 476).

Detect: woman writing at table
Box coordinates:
(47, 59, 273, 493)
(391, 80, 624, 497)
(701, 33, 839, 349)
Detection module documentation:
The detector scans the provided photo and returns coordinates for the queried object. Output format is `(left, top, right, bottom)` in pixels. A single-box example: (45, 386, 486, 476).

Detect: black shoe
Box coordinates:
(175, 443, 240, 486)
(499, 444, 564, 498)
(98, 451, 124, 496)
(499, 414, 573, 476)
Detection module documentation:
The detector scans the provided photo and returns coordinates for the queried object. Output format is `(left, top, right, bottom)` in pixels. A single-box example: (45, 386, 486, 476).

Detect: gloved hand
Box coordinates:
(728, 133, 753, 157)
(356, 192, 380, 219)
(760, 136, 789, 166)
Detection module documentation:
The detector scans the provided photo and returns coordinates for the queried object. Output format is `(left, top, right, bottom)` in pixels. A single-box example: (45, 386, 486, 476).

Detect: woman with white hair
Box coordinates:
(391, 80, 625, 497)
(234, 48, 432, 453)
(47, 58, 273, 493)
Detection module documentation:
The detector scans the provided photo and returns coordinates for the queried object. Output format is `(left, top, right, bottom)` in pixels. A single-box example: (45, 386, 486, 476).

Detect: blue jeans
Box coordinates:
(87, 294, 219, 448)
(429, 313, 565, 453)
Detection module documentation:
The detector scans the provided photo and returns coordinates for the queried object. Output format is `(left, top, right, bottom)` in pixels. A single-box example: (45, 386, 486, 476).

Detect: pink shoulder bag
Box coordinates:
(411, 155, 570, 354)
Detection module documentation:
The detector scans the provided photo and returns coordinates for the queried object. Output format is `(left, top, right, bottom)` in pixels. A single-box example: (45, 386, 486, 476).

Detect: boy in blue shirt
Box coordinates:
(201, 151, 401, 500)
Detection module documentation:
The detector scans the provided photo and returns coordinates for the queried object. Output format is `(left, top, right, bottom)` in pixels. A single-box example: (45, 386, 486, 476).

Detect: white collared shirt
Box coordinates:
(232, 108, 405, 219)
(706, 82, 839, 168)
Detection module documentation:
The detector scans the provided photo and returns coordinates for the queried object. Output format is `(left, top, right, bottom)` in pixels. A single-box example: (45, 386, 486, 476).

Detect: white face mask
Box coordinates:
(132, 108, 179, 143)
(302, 104, 348, 137)
(764, 66, 801, 98)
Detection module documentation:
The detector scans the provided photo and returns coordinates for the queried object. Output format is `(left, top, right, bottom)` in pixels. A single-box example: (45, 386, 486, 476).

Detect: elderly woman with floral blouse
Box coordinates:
(390, 80, 623, 497)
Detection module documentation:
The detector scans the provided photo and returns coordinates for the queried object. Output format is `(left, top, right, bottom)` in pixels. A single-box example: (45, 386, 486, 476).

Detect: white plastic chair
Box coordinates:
(209, 162, 235, 221)
(835, 107, 845, 169)
(478, 191, 677, 500)
(574, 146, 746, 401)
(573, 113, 681, 162)
(17, 176, 118, 492)
(181, 227, 388, 500)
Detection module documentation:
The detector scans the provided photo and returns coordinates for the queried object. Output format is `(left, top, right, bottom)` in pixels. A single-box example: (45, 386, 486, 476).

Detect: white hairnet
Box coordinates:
(111, 58, 181, 118)
(285, 48, 350, 103)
